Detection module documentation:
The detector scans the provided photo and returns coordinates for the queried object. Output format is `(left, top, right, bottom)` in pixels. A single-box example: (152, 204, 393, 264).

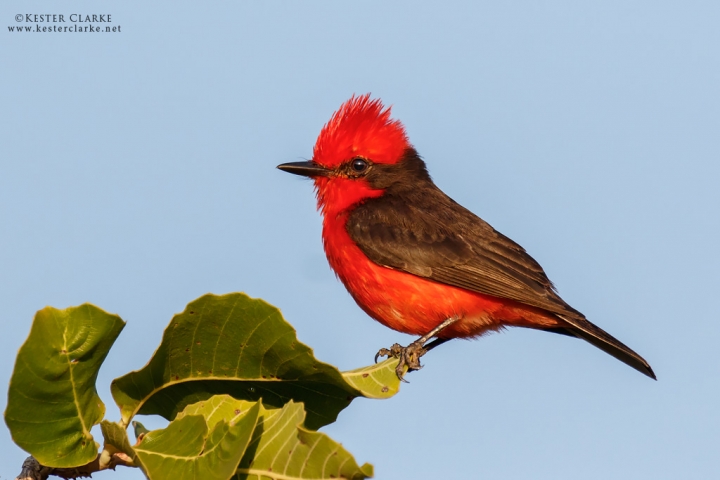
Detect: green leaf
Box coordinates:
(341, 359, 402, 399)
(178, 395, 373, 479)
(101, 420, 137, 466)
(235, 399, 373, 480)
(111, 293, 401, 430)
(134, 400, 260, 480)
(132, 420, 151, 440)
(178, 394, 258, 430)
(4, 304, 125, 468)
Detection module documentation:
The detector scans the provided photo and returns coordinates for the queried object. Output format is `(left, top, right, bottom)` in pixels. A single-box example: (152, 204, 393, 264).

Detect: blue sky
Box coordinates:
(1, 2, 719, 478)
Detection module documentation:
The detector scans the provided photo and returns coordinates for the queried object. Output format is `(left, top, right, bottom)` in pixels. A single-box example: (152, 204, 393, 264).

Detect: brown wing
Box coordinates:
(346, 186, 580, 318)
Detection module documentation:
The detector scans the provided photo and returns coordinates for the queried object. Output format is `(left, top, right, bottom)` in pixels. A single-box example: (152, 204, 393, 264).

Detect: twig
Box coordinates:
(15, 451, 134, 480)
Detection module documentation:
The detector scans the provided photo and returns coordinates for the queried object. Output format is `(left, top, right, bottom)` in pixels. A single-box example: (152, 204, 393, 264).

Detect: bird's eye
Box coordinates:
(351, 158, 369, 174)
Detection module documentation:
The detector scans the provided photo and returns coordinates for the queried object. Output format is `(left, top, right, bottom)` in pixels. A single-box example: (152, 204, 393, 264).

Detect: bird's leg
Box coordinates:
(375, 317, 459, 382)
(423, 337, 451, 354)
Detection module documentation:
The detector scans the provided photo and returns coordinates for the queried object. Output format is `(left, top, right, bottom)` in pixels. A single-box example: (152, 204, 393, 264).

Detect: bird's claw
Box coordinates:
(374, 341, 428, 382)
(374, 348, 391, 364)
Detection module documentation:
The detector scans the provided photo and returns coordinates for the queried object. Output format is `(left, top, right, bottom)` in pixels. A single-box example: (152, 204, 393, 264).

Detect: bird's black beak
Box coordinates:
(277, 161, 330, 178)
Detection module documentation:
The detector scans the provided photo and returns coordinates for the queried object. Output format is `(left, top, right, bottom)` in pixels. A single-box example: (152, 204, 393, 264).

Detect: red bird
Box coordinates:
(279, 95, 655, 381)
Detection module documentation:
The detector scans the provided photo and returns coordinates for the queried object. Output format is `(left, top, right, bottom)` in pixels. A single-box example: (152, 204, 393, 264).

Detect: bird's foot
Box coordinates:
(374, 340, 428, 382)
(374, 317, 459, 382)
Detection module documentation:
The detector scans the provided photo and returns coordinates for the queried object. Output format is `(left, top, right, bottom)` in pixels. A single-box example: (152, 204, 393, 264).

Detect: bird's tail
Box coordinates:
(549, 315, 656, 380)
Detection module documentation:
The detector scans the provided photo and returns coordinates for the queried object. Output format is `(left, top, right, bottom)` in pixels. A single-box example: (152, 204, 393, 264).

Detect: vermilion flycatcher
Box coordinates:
(279, 95, 655, 381)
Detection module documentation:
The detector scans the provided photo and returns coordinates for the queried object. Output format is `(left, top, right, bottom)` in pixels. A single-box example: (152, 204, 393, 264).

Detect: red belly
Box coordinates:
(323, 216, 559, 338)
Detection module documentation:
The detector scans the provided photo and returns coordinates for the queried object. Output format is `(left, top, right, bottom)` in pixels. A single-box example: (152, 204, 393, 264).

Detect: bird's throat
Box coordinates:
(314, 176, 384, 219)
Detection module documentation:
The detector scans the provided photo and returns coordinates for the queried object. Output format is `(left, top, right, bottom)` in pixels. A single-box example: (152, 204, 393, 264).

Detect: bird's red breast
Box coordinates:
(322, 207, 560, 338)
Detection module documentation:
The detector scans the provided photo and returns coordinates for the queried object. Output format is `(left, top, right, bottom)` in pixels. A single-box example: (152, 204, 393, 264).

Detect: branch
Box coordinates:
(15, 451, 134, 480)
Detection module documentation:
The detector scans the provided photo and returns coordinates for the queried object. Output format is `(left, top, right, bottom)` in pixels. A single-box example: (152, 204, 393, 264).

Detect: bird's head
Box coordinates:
(278, 95, 431, 218)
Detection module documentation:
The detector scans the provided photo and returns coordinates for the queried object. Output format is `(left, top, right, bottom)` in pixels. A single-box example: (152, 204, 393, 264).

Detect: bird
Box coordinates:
(278, 94, 655, 381)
